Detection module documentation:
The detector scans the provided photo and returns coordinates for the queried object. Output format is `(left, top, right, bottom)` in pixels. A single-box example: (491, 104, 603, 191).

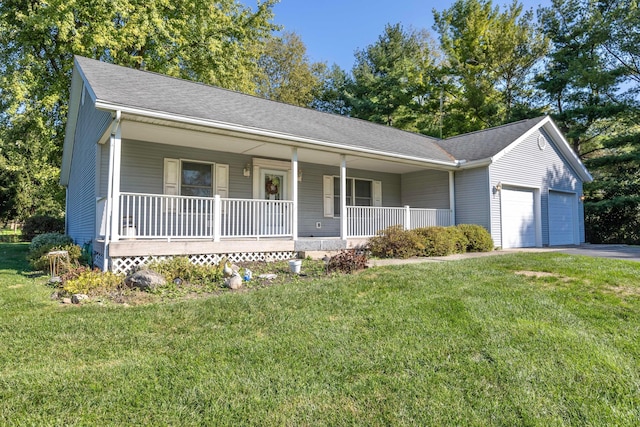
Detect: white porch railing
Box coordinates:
(346, 205, 452, 238)
(117, 193, 293, 240)
(220, 198, 293, 238)
(110, 194, 451, 241)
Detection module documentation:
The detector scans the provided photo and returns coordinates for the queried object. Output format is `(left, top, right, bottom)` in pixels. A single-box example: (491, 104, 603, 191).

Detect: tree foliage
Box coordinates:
(254, 31, 326, 107)
(345, 24, 441, 135)
(0, 0, 278, 221)
(433, 0, 548, 135)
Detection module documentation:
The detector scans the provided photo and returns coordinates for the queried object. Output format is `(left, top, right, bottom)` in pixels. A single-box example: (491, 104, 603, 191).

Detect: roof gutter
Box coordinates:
(456, 158, 493, 169)
(94, 101, 461, 170)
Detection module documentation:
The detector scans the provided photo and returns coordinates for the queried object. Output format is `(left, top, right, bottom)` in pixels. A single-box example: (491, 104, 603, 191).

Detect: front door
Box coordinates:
(259, 169, 288, 235)
(260, 169, 288, 200)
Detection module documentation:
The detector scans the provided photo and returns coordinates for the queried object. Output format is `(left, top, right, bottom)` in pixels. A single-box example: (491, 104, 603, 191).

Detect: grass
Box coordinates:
(1, 242, 639, 425)
(0, 228, 21, 243)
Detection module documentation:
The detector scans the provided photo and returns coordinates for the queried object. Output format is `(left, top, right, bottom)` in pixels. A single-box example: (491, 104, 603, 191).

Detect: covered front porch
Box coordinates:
(97, 114, 457, 272)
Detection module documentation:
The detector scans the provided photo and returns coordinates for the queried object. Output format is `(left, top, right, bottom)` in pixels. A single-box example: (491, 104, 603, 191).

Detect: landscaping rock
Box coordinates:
(71, 294, 89, 304)
(222, 264, 234, 278)
(225, 274, 243, 290)
(62, 298, 72, 304)
(125, 269, 166, 291)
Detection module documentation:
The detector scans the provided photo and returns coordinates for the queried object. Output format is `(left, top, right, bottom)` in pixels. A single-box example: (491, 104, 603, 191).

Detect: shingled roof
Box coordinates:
(70, 56, 591, 185)
(74, 56, 454, 164)
(436, 116, 547, 162)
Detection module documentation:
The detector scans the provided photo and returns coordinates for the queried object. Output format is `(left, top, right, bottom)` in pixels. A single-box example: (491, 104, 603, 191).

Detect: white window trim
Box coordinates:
(164, 158, 228, 198)
(323, 175, 382, 218)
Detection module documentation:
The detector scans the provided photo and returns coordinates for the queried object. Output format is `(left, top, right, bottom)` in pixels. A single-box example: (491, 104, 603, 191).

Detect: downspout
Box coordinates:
(103, 110, 121, 271)
(64, 187, 69, 234)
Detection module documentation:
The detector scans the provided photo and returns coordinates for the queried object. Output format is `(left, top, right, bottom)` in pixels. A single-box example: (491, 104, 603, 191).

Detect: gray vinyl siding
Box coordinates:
(454, 168, 490, 230)
(120, 140, 253, 198)
(66, 89, 112, 244)
(297, 164, 401, 237)
(489, 129, 581, 246)
(98, 142, 110, 198)
(578, 180, 585, 242)
(401, 170, 450, 209)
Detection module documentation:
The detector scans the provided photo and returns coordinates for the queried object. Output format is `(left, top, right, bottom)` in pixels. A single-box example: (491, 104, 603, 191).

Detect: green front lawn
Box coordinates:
(1, 243, 639, 425)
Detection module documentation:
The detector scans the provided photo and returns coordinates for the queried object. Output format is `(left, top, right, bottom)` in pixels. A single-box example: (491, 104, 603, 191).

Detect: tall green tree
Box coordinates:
(434, 0, 548, 135)
(255, 31, 326, 107)
(345, 24, 440, 134)
(536, 0, 628, 155)
(0, 0, 278, 222)
(310, 64, 352, 115)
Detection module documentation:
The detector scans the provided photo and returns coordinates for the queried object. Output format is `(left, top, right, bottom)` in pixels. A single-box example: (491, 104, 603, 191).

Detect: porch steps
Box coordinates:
(294, 238, 346, 252)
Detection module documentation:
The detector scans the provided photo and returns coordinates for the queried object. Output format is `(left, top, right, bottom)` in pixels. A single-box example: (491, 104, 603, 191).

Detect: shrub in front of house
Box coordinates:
(368, 225, 425, 259)
(327, 249, 369, 274)
(21, 215, 65, 241)
(146, 257, 224, 286)
(63, 269, 124, 296)
(456, 224, 494, 252)
(414, 226, 467, 257)
(27, 233, 81, 272)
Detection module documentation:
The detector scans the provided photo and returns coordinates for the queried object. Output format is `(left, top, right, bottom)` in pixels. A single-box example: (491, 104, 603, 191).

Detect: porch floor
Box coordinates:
(98, 236, 370, 258)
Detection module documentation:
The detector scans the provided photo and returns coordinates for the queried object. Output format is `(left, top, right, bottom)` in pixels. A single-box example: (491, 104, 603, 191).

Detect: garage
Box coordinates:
(548, 190, 577, 245)
(501, 188, 536, 248)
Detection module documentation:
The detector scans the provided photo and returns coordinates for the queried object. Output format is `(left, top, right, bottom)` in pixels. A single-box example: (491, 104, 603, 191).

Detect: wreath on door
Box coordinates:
(265, 175, 280, 195)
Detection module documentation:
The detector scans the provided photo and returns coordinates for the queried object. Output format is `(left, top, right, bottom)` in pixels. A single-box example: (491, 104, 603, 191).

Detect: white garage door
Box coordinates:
(501, 188, 536, 248)
(549, 191, 576, 245)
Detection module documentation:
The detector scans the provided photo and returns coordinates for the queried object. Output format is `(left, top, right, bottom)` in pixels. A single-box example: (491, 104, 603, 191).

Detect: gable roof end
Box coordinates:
(437, 116, 592, 182)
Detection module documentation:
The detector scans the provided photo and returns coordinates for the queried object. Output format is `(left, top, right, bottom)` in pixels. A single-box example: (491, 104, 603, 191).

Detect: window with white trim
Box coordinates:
(164, 158, 228, 198)
(181, 161, 213, 197)
(323, 175, 382, 217)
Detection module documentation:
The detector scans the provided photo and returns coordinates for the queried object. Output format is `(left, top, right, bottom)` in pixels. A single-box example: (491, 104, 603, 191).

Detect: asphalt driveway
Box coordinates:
(554, 244, 640, 262)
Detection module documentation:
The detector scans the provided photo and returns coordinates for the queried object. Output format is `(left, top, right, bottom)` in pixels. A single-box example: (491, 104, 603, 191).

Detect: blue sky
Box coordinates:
(245, 0, 551, 71)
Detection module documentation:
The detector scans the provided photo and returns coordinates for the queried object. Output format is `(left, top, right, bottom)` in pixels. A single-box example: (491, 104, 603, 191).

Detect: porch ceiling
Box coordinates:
(121, 117, 455, 174)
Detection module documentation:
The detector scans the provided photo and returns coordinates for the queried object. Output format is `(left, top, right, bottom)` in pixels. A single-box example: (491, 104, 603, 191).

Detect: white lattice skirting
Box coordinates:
(93, 249, 105, 271)
(110, 251, 297, 275)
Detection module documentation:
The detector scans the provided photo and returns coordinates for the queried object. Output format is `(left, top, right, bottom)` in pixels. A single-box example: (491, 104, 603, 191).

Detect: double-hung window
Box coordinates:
(164, 158, 228, 199)
(323, 175, 382, 217)
(181, 161, 213, 197)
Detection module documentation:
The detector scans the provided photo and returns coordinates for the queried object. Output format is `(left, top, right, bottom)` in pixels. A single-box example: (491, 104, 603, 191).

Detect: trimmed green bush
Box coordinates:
(456, 224, 494, 252)
(22, 215, 65, 241)
(368, 225, 424, 259)
(414, 226, 468, 257)
(29, 232, 73, 253)
(27, 233, 81, 272)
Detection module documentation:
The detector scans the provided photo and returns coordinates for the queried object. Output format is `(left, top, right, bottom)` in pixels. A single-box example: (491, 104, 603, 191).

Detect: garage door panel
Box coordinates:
(549, 191, 576, 245)
(502, 188, 536, 248)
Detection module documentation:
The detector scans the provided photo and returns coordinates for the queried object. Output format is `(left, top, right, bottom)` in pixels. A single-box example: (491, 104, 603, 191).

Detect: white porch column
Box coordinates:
(291, 147, 298, 240)
(340, 155, 347, 239)
(449, 171, 456, 226)
(109, 116, 123, 243)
